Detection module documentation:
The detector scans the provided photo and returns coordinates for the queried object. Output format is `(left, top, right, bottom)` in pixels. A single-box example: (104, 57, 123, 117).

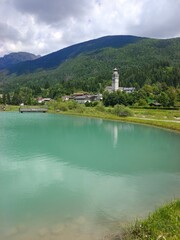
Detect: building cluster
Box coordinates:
(62, 68, 135, 104)
(62, 93, 103, 104)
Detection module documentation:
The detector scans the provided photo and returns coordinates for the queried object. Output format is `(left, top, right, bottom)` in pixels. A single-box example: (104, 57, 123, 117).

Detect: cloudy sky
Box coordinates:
(0, 0, 180, 57)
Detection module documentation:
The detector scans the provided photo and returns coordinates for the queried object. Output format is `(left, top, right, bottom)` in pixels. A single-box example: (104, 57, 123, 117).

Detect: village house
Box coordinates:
(37, 97, 51, 104)
(62, 93, 102, 104)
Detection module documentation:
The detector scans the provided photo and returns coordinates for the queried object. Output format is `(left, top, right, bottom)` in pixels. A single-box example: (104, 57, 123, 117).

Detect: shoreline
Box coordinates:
(109, 199, 180, 240)
(48, 109, 180, 133)
(1, 105, 180, 133)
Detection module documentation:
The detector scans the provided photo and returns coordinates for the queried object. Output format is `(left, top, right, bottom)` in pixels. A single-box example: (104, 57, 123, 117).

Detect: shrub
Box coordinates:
(67, 100, 78, 110)
(75, 104, 85, 113)
(85, 101, 92, 107)
(138, 98, 148, 106)
(95, 102, 105, 112)
(58, 102, 68, 111)
(113, 104, 133, 117)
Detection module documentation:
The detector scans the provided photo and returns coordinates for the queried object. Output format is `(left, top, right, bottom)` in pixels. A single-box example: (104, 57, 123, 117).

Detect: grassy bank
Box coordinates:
(51, 111, 180, 132)
(108, 200, 180, 240)
(1, 103, 180, 132)
(48, 101, 180, 132)
(0, 105, 19, 111)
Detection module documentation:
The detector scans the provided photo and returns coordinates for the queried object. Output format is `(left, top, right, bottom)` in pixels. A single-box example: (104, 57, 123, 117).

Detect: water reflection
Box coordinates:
(0, 112, 180, 240)
(1, 114, 179, 175)
(113, 125, 118, 147)
(1, 153, 180, 222)
(104, 122, 134, 147)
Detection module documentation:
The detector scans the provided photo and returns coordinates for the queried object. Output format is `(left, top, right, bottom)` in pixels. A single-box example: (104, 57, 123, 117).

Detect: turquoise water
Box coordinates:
(0, 112, 180, 240)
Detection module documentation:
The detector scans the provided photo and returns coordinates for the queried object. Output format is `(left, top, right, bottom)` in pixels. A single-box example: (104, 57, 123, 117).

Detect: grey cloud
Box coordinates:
(12, 0, 93, 24)
(1, 0, 180, 57)
(0, 22, 21, 41)
(128, 0, 180, 38)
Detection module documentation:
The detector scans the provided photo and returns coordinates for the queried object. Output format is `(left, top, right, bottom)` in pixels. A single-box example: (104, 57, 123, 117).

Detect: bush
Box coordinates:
(113, 104, 133, 117)
(85, 101, 99, 107)
(75, 104, 85, 113)
(137, 98, 148, 106)
(67, 100, 78, 110)
(85, 101, 92, 107)
(95, 102, 105, 112)
(58, 102, 68, 111)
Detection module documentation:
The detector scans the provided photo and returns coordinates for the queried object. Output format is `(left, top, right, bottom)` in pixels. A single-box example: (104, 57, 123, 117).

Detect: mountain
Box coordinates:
(1, 35, 180, 92)
(0, 52, 40, 70)
(6, 35, 144, 74)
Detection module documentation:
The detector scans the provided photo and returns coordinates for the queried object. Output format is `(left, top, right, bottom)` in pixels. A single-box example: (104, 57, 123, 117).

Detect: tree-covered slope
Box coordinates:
(60, 37, 180, 87)
(6, 35, 144, 74)
(1, 36, 180, 92)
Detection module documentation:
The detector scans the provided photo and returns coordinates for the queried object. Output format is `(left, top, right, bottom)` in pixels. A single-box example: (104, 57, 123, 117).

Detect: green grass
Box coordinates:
(133, 108, 180, 120)
(2, 103, 180, 132)
(124, 117, 180, 132)
(111, 200, 180, 240)
(48, 102, 180, 132)
(0, 104, 19, 111)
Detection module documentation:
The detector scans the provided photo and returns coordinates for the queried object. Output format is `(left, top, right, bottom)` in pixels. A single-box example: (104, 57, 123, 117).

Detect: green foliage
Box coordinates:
(1, 37, 180, 95)
(66, 100, 78, 110)
(119, 200, 180, 240)
(11, 87, 33, 105)
(85, 101, 99, 107)
(103, 84, 179, 107)
(48, 99, 86, 114)
(157, 92, 170, 107)
(95, 102, 106, 112)
(103, 91, 130, 107)
(0, 38, 179, 110)
(58, 102, 68, 111)
(137, 98, 148, 106)
(113, 104, 133, 117)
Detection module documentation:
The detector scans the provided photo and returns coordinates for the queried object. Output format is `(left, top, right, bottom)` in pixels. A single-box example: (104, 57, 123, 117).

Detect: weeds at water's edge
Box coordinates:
(105, 200, 180, 240)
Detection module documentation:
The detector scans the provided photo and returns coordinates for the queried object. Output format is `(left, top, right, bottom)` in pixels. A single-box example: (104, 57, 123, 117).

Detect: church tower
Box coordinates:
(112, 68, 119, 91)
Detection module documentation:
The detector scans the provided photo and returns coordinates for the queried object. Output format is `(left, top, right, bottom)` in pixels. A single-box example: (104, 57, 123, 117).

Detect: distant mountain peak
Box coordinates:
(0, 52, 40, 70)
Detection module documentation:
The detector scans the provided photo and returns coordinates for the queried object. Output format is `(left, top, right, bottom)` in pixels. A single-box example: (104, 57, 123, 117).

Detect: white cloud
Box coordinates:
(0, 0, 179, 57)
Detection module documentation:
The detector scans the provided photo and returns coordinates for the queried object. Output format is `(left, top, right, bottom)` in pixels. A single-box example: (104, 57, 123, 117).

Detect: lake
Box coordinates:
(0, 112, 180, 240)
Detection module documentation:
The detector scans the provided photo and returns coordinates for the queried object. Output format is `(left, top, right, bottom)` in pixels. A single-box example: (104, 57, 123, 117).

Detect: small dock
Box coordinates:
(19, 108, 48, 113)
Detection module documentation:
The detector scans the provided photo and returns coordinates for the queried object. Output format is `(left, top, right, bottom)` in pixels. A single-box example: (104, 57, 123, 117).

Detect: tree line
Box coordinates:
(1, 81, 179, 108)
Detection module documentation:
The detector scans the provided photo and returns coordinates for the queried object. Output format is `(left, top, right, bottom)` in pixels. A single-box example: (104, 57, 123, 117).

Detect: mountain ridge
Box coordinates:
(6, 35, 145, 74)
(0, 35, 179, 92)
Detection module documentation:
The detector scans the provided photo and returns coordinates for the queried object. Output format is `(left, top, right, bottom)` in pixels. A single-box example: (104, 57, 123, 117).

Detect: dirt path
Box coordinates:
(135, 117, 180, 123)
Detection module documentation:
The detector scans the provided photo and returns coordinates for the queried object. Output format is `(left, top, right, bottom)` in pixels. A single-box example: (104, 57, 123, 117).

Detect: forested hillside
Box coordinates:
(0, 36, 180, 106)
(6, 35, 143, 74)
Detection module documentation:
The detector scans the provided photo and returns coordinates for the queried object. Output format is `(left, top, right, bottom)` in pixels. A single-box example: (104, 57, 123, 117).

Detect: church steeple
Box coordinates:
(112, 68, 119, 91)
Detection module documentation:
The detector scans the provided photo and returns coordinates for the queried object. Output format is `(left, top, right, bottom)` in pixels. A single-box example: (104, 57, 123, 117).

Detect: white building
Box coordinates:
(37, 98, 51, 104)
(105, 68, 135, 93)
(112, 68, 119, 91)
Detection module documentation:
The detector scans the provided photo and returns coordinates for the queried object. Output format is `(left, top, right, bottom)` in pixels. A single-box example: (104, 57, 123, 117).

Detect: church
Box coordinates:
(105, 68, 135, 93)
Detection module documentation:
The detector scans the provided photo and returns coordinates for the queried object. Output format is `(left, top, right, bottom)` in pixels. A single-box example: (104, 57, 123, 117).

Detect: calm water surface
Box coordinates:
(0, 112, 180, 240)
